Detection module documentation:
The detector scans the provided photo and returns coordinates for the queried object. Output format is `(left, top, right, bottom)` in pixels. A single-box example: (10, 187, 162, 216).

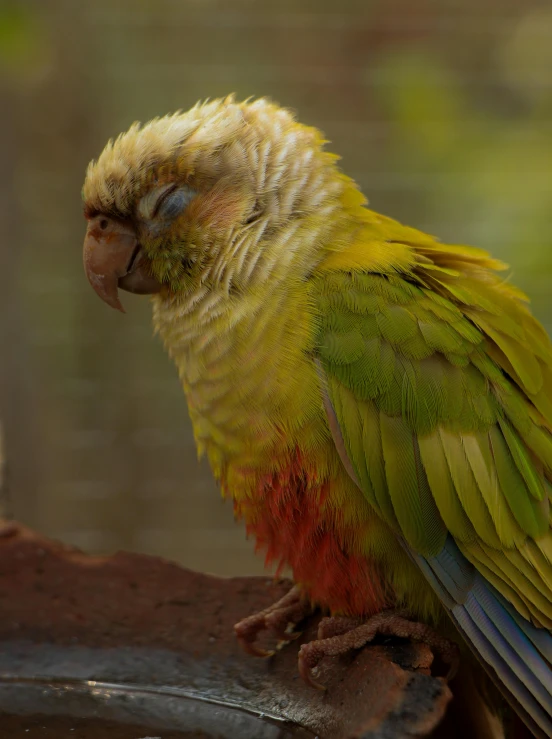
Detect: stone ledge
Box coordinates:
(0, 521, 458, 738)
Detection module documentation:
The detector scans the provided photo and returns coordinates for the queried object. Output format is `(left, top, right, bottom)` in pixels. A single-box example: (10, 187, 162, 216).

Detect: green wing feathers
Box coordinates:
(313, 241, 552, 627)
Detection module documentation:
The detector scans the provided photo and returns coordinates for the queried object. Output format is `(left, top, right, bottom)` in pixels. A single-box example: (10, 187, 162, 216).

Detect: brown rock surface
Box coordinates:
(0, 522, 459, 738)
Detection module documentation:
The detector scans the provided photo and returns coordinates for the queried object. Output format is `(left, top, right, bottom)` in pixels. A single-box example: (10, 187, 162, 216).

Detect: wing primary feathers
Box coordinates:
(313, 236, 552, 735)
(423, 536, 475, 604)
(470, 581, 552, 700)
(452, 603, 552, 739)
(493, 589, 552, 662)
(413, 539, 552, 739)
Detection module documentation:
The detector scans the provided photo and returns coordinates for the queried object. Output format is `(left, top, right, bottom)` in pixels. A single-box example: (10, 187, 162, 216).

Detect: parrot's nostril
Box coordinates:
(99, 218, 109, 230)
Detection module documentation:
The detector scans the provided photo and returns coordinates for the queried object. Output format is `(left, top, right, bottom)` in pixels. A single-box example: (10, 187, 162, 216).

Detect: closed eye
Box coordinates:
(152, 183, 178, 218)
(137, 183, 197, 222)
(156, 186, 197, 221)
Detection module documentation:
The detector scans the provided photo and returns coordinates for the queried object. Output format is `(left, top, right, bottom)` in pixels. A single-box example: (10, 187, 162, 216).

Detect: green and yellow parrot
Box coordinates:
(82, 97, 552, 737)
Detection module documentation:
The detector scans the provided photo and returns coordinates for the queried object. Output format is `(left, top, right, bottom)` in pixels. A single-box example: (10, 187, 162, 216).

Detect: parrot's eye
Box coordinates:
(138, 183, 197, 223)
(156, 186, 196, 220)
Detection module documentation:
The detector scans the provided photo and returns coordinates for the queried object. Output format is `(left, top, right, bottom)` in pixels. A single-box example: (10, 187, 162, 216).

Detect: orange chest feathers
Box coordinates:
(230, 448, 390, 616)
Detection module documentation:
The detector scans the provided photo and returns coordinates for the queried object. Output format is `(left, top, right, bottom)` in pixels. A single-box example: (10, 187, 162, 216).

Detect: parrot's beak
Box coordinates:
(83, 215, 162, 312)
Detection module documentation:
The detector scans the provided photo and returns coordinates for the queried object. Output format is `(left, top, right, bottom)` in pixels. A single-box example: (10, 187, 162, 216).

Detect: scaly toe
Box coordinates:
(317, 615, 364, 640)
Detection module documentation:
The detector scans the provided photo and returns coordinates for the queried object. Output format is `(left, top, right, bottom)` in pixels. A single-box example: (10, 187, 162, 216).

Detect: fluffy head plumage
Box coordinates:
(84, 95, 250, 217)
(82, 95, 361, 295)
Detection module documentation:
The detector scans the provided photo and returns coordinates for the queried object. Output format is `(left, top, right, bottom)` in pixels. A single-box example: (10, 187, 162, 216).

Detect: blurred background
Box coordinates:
(1, 0, 551, 576)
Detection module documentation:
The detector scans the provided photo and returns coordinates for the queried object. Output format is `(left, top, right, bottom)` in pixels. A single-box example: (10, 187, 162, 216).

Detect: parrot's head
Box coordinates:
(82, 95, 353, 312)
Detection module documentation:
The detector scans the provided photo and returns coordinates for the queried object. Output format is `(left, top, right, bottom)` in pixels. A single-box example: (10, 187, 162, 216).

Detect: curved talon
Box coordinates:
(443, 644, 461, 681)
(234, 585, 314, 658)
(298, 644, 327, 691)
(234, 616, 275, 657)
(235, 633, 275, 658)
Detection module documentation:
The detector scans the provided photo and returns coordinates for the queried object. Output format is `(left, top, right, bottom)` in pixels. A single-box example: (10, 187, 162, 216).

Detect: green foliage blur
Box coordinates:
(1, 0, 551, 574)
(0, 2, 45, 75)
(374, 24, 552, 329)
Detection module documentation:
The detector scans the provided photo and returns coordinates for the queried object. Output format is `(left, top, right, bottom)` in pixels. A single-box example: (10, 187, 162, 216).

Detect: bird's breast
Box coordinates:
(152, 284, 404, 617)
(152, 283, 324, 480)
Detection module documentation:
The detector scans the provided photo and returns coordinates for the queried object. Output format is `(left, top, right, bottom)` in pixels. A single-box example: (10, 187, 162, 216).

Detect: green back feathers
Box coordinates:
(312, 226, 552, 623)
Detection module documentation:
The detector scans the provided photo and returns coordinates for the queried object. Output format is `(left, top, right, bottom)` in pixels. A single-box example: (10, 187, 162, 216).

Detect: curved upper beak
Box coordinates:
(83, 215, 162, 312)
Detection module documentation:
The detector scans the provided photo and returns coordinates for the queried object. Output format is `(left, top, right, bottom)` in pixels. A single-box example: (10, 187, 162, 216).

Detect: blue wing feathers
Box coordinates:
(495, 590, 552, 663)
(426, 538, 475, 603)
(452, 603, 552, 737)
(415, 537, 552, 738)
(471, 582, 552, 693)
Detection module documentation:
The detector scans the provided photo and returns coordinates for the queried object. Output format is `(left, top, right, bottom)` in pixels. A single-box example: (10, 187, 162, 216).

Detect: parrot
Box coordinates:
(82, 96, 552, 737)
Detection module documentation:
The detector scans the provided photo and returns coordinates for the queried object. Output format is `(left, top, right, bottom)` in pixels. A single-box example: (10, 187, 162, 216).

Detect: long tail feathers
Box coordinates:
(413, 537, 552, 739)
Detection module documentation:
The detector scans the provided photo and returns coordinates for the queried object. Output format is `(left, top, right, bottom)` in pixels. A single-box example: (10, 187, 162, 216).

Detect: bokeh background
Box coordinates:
(1, 0, 552, 576)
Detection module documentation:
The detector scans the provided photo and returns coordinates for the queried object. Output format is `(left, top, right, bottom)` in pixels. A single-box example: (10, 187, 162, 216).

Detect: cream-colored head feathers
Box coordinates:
(84, 95, 340, 222)
(83, 95, 364, 299)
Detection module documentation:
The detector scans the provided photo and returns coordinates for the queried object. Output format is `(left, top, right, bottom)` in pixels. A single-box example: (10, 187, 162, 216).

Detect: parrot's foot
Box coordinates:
(234, 585, 313, 657)
(298, 610, 460, 690)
